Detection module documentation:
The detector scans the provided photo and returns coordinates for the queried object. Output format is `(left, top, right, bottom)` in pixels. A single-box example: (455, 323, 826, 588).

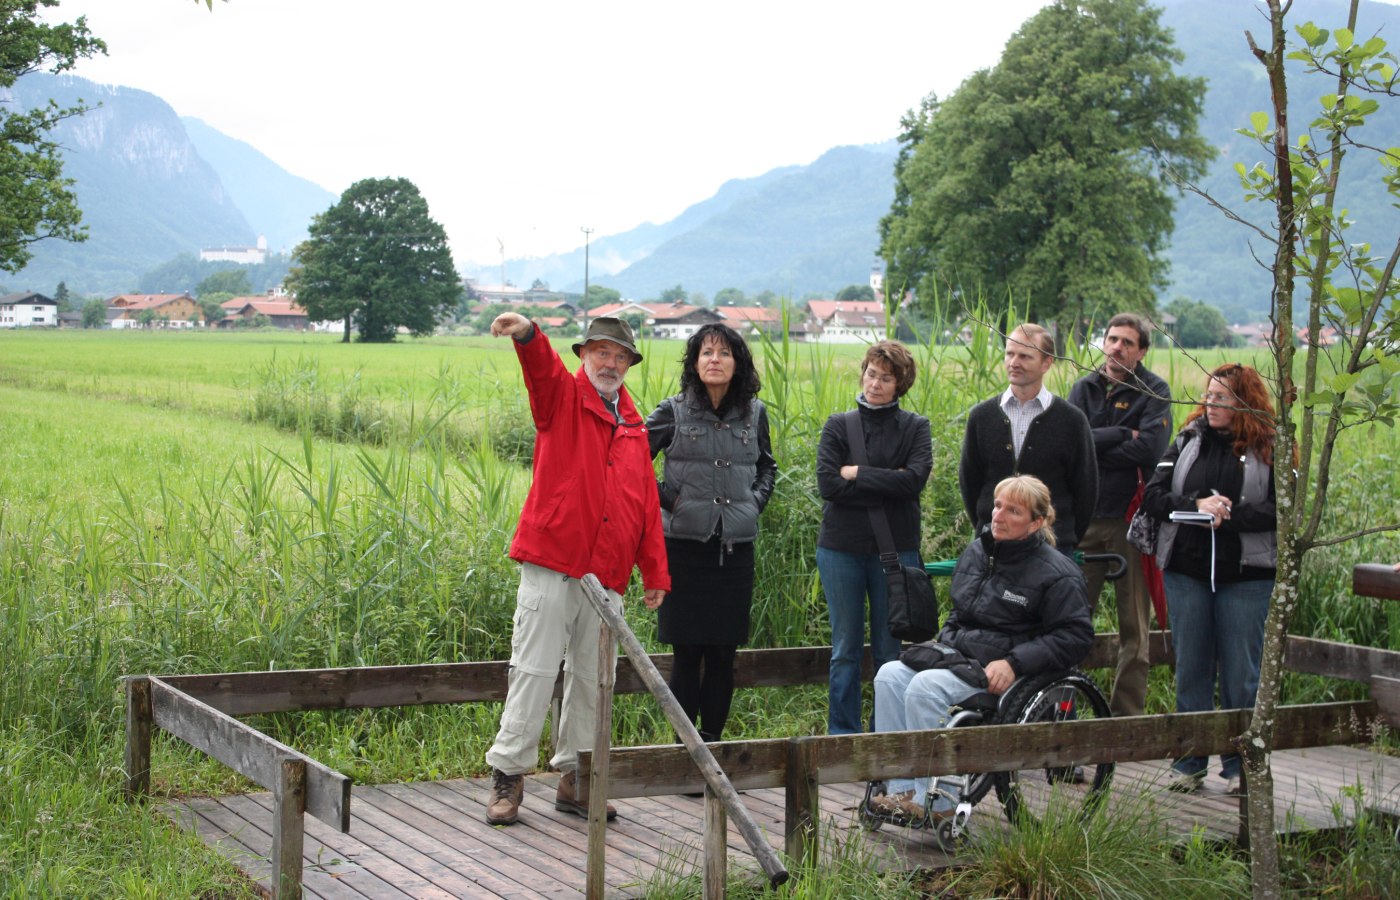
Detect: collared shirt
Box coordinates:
(599, 390, 621, 423)
(1000, 384, 1054, 459)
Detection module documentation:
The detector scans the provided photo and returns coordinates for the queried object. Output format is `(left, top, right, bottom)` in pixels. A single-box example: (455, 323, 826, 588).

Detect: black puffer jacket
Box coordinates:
(939, 531, 1093, 678)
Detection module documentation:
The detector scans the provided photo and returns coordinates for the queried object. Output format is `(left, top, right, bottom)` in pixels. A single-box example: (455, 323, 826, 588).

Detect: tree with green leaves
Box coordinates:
(1209, 3, 1400, 893)
(52, 280, 69, 310)
(658, 284, 687, 304)
(581, 284, 620, 311)
(0, 2, 106, 273)
(197, 269, 251, 297)
(79, 297, 104, 328)
(199, 293, 232, 326)
(835, 284, 875, 302)
(879, 0, 1214, 337)
(1166, 298, 1232, 348)
(713, 287, 746, 306)
(287, 177, 459, 343)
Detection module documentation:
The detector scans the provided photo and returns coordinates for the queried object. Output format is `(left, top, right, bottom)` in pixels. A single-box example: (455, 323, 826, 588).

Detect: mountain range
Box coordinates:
(2, 74, 334, 296)
(6, 0, 1400, 320)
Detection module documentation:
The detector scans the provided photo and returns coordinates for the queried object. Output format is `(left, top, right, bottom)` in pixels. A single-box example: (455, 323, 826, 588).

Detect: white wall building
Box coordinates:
(200, 234, 268, 265)
(806, 299, 887, 344)
(0, 292, 57, 327)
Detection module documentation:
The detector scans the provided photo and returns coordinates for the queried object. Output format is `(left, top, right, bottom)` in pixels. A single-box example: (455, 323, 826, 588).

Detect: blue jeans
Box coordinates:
(874, 660, 983, 811)
(1163, 570, 1273, 780)
(818, 546, 919, 735)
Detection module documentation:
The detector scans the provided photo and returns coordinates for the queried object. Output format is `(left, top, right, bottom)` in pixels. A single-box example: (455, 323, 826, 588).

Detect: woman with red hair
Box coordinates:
(1142, 364, 1282, 796)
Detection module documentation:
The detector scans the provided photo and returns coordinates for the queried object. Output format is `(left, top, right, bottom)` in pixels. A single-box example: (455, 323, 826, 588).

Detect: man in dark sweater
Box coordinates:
(959, 324, 1097, 552)
(1067, 313, 1172, 717)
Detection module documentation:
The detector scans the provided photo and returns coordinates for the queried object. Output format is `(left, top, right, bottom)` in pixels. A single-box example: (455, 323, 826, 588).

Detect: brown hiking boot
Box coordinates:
(486, 768, 524, 825)
(555, 770, 617, 820)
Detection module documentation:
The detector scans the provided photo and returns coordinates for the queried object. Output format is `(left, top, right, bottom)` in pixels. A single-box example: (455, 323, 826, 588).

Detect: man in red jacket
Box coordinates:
(484, 312, 669, 827)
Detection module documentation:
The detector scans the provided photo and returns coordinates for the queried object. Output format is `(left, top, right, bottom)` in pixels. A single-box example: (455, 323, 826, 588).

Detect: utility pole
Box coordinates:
(497, 238, 506, 292)
(580, 226, 594, 330)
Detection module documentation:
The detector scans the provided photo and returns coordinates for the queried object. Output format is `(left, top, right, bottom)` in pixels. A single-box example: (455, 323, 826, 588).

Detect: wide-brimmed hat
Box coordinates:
(572, 316, 643, 364)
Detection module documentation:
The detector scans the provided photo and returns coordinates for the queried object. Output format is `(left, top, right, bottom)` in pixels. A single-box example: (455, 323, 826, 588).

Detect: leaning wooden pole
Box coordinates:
(579, 574, 789, 889)
(585, 603, 616, 900)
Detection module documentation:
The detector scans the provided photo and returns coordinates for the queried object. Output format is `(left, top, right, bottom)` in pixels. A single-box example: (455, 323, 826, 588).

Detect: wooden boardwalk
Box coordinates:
(164, 745, 1399, 898)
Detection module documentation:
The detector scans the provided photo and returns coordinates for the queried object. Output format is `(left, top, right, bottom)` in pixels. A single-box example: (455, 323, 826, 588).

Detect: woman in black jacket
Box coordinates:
(816, 340, 932, 735)
(1141, 363, 1280, 796)
(647, 323, 777, 741)
(869, 475, 1093, 821)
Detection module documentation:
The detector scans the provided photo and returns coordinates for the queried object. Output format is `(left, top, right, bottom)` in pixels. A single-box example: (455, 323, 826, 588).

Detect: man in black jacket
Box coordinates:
(959, 324, 1097, 552)
(1067, 313, 1172, 717)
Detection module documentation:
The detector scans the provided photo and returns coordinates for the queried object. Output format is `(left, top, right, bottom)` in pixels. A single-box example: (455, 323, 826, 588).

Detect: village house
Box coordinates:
(716, 305, 786, 340)
(647, 302, 725, 340)
(0, 292, 57, 328)
(108, 293, 202, 328)
(469, 282, 527, 305)
(219, 296, 312, 330)
(805, 299, 887, 343)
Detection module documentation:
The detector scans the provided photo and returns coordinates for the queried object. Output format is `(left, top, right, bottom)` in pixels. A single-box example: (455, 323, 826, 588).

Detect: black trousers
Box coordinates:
(668, 642, 739, 739)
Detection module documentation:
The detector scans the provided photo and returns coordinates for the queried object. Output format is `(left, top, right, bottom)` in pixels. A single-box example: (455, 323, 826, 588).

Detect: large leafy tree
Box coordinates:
(287, 177, 460, 343)
(879, 0, 1214, 335)
(196, 268, 251, 297)
(0, 1, 106, 273)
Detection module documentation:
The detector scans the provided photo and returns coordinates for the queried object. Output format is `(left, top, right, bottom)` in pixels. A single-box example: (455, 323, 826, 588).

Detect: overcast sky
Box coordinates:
(48, 1, 1062, 267)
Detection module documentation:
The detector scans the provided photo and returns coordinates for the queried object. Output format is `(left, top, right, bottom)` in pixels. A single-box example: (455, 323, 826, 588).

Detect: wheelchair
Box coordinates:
(858, 668, 1114, 845)
(858, 551, 1124, 845)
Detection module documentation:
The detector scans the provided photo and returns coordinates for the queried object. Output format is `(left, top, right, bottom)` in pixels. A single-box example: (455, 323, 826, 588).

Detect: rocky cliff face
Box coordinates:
(5, 74, 253, 295)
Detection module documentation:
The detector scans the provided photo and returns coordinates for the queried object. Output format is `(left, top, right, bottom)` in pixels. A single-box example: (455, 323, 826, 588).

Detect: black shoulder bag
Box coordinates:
(843, 411, 939, 642)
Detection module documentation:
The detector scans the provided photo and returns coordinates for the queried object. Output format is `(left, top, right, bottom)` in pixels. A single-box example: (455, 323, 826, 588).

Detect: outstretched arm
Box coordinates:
(490, 311, 533, 340)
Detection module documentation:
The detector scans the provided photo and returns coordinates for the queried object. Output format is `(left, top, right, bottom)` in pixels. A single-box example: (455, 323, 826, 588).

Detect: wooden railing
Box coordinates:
(124, 563, 1400, 899)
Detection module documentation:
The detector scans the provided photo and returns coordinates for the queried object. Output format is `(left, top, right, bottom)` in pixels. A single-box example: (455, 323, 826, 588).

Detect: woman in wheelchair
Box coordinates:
(869, 475, 1094, 824)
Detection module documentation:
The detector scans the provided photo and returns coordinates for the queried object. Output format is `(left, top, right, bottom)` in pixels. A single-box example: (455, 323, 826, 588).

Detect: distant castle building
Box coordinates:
(201, 234, 268, 265)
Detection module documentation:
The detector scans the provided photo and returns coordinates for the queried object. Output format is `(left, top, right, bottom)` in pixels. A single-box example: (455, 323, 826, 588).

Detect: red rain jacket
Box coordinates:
(506, 327, 670, 595)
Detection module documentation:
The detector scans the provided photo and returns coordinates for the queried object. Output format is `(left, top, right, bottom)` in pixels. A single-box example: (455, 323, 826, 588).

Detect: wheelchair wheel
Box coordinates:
(945, 706, 998, 808)
(992, 670, 1114, 826)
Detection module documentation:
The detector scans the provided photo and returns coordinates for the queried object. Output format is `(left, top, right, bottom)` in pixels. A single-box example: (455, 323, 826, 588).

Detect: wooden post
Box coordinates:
(703, 785, 727, 900)
(585, 607, 616, 900)
(578, 574, 788, 888)
(271, 756, 307, 900)
(124, 676, 152, 801)
(784, 737, 819, 869)
(1353, 563, 1400, 602)
(1370, 674, 1400, 726)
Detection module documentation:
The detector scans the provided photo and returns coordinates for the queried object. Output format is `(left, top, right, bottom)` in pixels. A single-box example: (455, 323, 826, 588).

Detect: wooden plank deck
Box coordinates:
(163, 745, 1399, 899)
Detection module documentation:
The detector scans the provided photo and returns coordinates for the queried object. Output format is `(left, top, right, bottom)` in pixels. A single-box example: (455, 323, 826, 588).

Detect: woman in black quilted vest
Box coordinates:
(646, 323, 777, 742)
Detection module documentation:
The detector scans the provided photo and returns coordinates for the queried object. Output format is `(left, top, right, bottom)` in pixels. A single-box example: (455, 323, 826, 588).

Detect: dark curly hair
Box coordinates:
(677, 323, 762, 417)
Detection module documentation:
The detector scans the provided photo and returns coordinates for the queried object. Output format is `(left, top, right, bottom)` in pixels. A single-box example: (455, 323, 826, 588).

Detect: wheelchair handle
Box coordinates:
(926, 552, 1128, 581)
(1078, 552, 1128, 582)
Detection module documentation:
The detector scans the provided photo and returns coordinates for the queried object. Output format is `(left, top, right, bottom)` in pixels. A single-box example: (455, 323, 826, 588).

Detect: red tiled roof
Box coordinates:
(234, 299, 307, 317)
(109, 293, 193, 310)
(649, 304, 704, 320)
(587, 302, 654, 318)
(717, 306, 781, 324)
(806, 299, 883, 320)
(829, 309, 884, 327)
(221, 295, 267, 309)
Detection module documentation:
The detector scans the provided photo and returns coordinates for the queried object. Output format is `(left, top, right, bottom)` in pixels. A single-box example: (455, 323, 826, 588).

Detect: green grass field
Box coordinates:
(1, 327, 1396, 897)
